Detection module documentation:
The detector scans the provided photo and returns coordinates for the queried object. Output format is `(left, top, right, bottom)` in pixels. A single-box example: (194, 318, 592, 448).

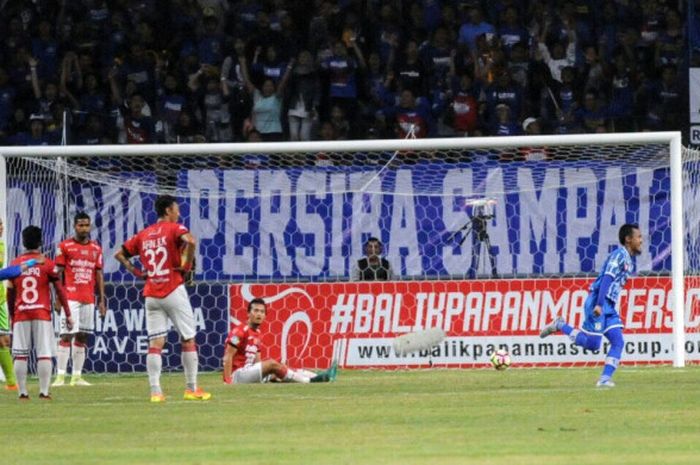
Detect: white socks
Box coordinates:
(284, 369, 310, 384)
(147, 348, 162, 395)
(14, 358, 28, 396)
(182, 349, 198, 391)
(71, 342, 86, 377)
(56, 341, 70, 375)
(37, 358, 52, 395)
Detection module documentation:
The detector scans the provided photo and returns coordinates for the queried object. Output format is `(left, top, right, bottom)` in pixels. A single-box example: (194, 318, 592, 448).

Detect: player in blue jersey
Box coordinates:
(540, 223, 643, 388)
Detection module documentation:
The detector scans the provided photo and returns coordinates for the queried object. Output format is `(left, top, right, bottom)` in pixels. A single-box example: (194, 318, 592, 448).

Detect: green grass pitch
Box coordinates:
(3, 367, 700, 465)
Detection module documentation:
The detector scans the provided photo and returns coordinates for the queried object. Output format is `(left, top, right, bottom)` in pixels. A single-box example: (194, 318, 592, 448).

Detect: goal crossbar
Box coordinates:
(0, 131, 683, 157)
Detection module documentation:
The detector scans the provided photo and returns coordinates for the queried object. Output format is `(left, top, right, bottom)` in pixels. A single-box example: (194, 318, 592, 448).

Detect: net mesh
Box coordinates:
(683, 147, 700, 360)
(1, 138, 694, 372)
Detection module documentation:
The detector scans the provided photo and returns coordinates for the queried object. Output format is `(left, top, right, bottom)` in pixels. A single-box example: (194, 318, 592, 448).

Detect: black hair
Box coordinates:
(618, 223, 639, 245)
(365, 237, 382, 247)
(247, 298, 267, 312)
(74, 211, 91, 224)
(155, 195, 177, 218)
(22, 225, 42, 250)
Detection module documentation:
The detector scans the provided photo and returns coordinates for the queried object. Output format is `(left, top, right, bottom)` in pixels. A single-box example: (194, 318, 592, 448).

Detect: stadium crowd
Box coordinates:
(0, 0, 688, 147)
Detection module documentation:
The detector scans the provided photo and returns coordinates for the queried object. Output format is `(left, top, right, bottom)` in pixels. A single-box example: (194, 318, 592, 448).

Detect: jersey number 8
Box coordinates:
(21, 276, 39, 304)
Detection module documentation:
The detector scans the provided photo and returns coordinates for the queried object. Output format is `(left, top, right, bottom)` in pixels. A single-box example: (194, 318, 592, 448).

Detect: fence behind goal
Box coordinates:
(0, 133, 693, 371)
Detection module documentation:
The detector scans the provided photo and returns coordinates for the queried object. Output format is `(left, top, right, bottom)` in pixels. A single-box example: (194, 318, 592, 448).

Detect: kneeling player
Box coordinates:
(222, 298, 336, 384)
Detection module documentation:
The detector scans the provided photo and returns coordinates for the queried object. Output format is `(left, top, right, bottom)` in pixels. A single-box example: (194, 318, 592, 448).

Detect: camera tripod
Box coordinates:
(448, 211, 498, 279)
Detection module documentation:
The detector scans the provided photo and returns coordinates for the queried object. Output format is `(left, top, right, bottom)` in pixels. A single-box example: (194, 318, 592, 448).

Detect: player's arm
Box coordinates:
(0, 258, 42, 281)
(178, 232, 196, 273)
(6, 281, 15, 320)
(96, 268, 107, 318)
(114, 246, 144, 278)
(222, 342, 238, 384)
(595, 252, 621, 316)
(53, 263, 66, 313)
(52, 279, 73, 331)
(594, 274, 614, 316)
(54, 244, 66, 312)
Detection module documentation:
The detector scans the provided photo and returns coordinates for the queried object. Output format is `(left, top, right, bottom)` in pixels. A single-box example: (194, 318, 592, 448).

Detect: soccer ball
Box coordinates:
(490, 349, 511, 371)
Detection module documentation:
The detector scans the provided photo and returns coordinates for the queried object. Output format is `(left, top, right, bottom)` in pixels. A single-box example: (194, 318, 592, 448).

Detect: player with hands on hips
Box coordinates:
(115, 195, 210, 402)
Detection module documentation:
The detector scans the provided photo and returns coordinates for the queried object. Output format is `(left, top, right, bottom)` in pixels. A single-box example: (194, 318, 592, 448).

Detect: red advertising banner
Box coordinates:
(229, 278, 700, 369)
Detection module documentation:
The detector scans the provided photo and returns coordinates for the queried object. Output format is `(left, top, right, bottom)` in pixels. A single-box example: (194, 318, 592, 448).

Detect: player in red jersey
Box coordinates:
(7, 226, 73, 400)
(222, 298, 336, 384)
(53, 212, 106, 387)
(115, 195, 211, 402)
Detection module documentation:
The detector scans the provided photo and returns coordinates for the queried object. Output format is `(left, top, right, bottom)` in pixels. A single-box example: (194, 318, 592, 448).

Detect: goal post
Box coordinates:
(669, 134, 684, 367)
(0, 131, 690, 371)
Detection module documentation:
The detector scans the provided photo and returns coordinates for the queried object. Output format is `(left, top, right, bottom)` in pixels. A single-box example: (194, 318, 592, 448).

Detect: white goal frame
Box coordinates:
(0, 131, 685, 367)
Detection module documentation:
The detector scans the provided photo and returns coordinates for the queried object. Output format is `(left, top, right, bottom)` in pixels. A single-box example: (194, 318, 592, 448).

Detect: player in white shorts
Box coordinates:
(7, 226, 73, 400)
(144, 284, 197, 343)
(53, 212, 106, 387)
(115, 195, 211, 403)
(223, 298, 336, 385)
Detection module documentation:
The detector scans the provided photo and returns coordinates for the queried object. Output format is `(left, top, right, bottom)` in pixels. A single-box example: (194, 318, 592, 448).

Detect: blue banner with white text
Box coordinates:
(7, 160, 687, 281)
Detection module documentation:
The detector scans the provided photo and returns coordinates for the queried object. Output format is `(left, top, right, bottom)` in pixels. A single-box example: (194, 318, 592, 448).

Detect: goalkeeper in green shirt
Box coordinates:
(0, 219, 17, 389)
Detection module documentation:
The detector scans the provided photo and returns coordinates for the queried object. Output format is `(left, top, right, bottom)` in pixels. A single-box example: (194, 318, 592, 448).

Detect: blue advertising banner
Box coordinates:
(7, 160, 682, 281)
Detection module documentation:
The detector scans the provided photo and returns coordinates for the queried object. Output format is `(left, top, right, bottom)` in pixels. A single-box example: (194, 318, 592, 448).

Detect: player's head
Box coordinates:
(22, 225, 42, 251)
(155, 195, 180, 222)
(619, 223, 642, 256)
(74, 212, 91, 240)
(247, 298, 267, 327)
(364, 237, 382, 258)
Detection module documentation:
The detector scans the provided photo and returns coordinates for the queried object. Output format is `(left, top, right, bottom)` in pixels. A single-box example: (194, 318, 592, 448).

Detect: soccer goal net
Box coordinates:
(0, 132, 693, 372)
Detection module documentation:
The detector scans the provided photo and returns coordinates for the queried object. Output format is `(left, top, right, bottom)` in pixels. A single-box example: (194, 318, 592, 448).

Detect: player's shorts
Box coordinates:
(581, 294, 623, 335)
(12, 320, 55, 358)
(0, 302, 10, 335)
(59, 301, 95, 335)
(145, 285, 196, 341)
(233, 362, 263, 384)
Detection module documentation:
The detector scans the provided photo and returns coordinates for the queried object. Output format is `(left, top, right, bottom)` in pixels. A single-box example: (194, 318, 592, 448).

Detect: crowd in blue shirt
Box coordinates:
(0, 0, 688, 148)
